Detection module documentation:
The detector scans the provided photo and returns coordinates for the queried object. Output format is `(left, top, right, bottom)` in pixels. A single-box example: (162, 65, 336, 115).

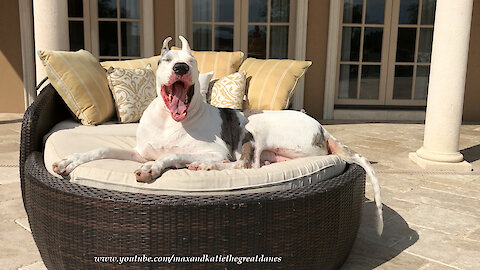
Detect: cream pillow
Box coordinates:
(107, 65, 156, 123)
(198, 71, 214, 103)
(172, 47, 244, 79)
(210, 71, 246, 109)
(38, 49, 114, 125)
(101, 55, 162, 73)
(239, 58, 312, 110)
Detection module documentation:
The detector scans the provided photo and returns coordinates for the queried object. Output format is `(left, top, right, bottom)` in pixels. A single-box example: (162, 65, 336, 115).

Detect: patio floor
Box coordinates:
(1, 113, 480, 270)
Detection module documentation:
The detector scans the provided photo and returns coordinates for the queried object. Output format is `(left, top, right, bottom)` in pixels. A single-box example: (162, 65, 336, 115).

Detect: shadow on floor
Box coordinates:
(460, 144, 480, 163)
(341, 201, 419, 269)
(0, 119, 22, 125)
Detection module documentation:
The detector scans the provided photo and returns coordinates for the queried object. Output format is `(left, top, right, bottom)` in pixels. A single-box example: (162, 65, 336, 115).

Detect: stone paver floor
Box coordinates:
(1, 113, 479, 269)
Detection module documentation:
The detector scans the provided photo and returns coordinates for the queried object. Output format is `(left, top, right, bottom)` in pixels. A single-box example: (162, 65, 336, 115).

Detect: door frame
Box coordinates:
(324, 0, 432, 119)
(175, 0, 309, 110)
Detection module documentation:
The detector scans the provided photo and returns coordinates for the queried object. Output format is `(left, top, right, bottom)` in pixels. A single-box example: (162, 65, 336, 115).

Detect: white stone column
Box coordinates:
(409, 0, 473, 171)
(33, 0, 69, 85)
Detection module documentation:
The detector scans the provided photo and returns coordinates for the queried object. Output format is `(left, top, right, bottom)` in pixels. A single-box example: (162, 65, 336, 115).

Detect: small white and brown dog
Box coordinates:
(53, 36, 383, 234)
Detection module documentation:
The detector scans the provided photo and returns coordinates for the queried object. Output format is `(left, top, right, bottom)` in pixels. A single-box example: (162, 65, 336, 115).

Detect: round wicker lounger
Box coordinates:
(20, 84, 365, 270)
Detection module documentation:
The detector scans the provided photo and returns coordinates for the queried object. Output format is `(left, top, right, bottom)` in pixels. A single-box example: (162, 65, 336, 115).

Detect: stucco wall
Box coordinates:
(464, 1, 480, 122)
(303, 0, 330, 121)
(0, 1, 25, 113)
(154, 0, 176, 55)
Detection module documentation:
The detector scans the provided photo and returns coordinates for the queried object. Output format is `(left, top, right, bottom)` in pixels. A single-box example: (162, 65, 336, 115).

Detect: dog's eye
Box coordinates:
(162, 57, 172, 62)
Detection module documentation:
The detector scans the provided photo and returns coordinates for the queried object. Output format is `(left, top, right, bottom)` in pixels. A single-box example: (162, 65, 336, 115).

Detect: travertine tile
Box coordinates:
(341, 237, 428, 270)
(394, 226, 480, 270)
(399, 204, 480, 236)
(15, 217, 31, 233)
(0, 221, 42, 269)
(0, 167, 20, 185)
(18, 261, 48, 270)
(466, 227, 480, 242)
(390, 186, 480, 218)
(0, 182, 22, 202)
(0, 197, 27, 222)
(358, 203, 419, 249)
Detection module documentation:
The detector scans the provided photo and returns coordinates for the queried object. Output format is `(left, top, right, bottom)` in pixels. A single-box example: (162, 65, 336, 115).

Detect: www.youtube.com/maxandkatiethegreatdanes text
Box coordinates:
(94, 254, 283, 265)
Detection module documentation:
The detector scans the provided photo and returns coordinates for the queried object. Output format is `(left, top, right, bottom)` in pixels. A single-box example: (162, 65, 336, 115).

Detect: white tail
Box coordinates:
(326, 134, 383, 235)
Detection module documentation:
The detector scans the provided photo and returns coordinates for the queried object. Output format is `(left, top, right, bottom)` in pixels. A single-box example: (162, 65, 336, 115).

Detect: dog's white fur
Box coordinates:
(53, 36, 383, 234)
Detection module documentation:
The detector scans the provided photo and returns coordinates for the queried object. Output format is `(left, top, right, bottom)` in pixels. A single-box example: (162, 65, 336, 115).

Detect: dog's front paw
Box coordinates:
(52, 154, 81, 176)
(135, 161, 166, 183)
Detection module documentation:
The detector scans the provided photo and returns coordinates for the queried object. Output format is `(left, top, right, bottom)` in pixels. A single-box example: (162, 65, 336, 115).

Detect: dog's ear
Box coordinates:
(179, 36, 192, 53)
(161, 37, 172, 56)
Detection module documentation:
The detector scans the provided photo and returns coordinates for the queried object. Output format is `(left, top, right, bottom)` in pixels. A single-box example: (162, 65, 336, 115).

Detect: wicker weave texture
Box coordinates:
(20, 85, 365, 270)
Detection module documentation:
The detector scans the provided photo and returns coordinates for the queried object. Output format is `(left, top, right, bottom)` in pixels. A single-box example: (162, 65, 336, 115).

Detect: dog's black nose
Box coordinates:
(173, 62, 189, 75)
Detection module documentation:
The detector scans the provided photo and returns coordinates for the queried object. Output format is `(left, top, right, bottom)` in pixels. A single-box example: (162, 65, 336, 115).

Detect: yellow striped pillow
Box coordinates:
(239, 58, 312, 110)
(100, 55, 162, 73)
(172, 47, 244, 79)
(38, 50, 114, 125)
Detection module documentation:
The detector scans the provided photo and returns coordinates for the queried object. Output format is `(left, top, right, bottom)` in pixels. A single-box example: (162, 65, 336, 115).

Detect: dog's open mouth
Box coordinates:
(160, 79, 194, 122)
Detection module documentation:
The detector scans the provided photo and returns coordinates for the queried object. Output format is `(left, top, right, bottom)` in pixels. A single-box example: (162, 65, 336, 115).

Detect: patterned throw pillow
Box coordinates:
(107, 65, 156, 123)
(210, 71, 246, 109)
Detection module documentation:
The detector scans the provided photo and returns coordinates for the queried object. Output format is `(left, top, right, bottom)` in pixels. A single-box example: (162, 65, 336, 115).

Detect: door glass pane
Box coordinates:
(365, 0, 385, 24)
(393, 65, 413, 99)
(68, 0, 83, 17)
(193, 24, 212, 50)
(339, 64, 358, 99)
(270, 26, 288, 59)
(343, 0, 363, 24)
(421, 0, 436, 25)
(418, 28, 433, 62)
(360, 65, 380, 99)
(98, 0, 117, 18)
(215, 0, 234, 22)
(341, 27, 361, 61)
(396, 28, 416, 62)
(271, 0, 290, 23)
(414, 66, 430, 100)
(193, 0, 212, 21)
(215, 25, 234, 51)
(249, 0, 268, 22)
(248, 25, 266, 58)
(69, 21, 84, 51)
(120, 0, 140, 19)
(363, 27, 383, 62)
(121, 22, 140, 56)
(99, 21, 118, 56)
(399, 0, 419, 24)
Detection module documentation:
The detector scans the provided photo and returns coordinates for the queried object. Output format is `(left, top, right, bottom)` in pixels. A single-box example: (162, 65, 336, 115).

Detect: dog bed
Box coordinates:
(20, 84, 365, 269)
(43, 119, 346, 195)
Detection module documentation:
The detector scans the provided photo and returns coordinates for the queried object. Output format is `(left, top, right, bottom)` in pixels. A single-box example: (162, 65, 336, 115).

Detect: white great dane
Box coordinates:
(53, 36, 383, 234)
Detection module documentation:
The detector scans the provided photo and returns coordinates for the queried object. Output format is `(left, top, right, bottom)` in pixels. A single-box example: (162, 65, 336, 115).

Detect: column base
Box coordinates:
(409, 152, 472, 172)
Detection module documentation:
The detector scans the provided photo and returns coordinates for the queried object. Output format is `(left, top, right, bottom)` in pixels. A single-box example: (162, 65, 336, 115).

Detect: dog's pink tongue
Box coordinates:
(170, 82, 188, 120)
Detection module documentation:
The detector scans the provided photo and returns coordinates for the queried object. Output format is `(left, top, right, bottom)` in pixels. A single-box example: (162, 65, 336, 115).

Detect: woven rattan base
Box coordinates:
(20, 85, 365, 270)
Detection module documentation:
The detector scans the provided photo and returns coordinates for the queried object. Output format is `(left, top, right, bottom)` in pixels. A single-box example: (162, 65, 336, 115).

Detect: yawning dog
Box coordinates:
(53, 36, 383, 234)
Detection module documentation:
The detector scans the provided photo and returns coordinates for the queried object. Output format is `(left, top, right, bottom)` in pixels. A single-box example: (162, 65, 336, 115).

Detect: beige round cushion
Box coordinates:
(44, 120, 346, 195)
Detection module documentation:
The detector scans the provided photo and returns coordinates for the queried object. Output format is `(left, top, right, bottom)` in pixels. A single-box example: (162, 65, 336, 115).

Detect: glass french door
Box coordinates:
(336, 0, 436, 106)
(188, 0, 296, 59)
(67, 0, 143, 61)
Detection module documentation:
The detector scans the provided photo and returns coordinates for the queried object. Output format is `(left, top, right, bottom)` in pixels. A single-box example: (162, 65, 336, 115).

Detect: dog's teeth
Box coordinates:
(182, 112, 186, 116)
(185, 96, 189, 103)
(168, 94, 173, 102)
